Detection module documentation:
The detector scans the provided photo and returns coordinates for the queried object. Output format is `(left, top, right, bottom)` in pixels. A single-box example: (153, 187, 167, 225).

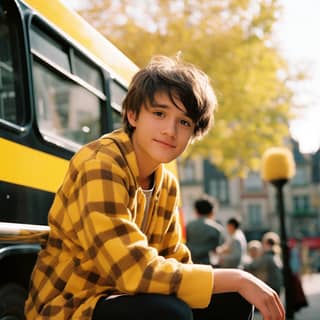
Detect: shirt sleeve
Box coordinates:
(158, 206, 192, 264)
(70, 158, 213, 308)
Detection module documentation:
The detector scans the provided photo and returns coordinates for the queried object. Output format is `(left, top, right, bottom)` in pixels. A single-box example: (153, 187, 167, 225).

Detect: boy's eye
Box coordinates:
(180, 119, 192, 127)
(153, 111, 165, 117)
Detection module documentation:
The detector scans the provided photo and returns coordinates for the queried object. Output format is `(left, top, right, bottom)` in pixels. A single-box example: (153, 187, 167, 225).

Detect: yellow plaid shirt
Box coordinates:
(25, 129, 213, 319)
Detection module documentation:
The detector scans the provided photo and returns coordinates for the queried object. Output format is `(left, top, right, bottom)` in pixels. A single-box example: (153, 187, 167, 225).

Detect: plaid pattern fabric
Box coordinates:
(25, 129, 213, 319)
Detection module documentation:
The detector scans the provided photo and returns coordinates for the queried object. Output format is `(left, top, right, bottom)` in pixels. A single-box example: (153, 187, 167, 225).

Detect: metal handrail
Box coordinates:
(0, 222, 50, 245)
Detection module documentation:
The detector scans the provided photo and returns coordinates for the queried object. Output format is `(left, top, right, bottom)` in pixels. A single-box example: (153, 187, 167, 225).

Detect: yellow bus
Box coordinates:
(0, 1, 186, 318)
(0, 0, 140, 317)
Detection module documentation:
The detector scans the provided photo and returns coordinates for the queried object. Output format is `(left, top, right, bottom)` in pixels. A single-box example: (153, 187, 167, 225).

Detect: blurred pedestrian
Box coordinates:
(290, 238, 303, 275)
(245, 232, 283, 295)
(311, 248, 320, 272)
(245, 240, 263, 265)
(217, 217, 247, 268)
(289, 238, 309, 312)
(186, 195, 225, 265)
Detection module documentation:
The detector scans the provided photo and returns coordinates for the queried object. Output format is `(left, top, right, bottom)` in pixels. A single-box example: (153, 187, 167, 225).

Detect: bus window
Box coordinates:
(109, 79, 127, 130)
(30, 25, 70, 73)
(33, 60, 101, 149)
(0, 4, 26, 126)
(73, 53, 103, 92)
(29, 20, 106, 150)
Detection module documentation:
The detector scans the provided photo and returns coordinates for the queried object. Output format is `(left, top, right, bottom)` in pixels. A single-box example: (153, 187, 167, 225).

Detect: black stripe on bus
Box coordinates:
(0, 181, 54, 226)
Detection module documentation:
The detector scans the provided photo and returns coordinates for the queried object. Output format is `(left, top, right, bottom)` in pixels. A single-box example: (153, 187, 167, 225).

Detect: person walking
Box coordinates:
(217, 217, 247, 269)
(186, 195, 225, 265)
(289, 238, 309, 312)
(245, 240, 263, 273)
(245, 232, 283, 295)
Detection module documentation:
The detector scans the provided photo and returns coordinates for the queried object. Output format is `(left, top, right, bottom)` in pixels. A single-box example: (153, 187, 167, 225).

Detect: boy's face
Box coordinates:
(127, 91, 194, 170)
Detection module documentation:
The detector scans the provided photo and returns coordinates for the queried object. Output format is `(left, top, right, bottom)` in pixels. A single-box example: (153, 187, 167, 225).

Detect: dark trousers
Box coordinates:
(92, 292, 254, 320)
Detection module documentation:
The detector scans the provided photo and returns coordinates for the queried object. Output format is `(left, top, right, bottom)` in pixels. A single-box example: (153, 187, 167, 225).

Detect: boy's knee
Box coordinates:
(156, 295, 193, 320)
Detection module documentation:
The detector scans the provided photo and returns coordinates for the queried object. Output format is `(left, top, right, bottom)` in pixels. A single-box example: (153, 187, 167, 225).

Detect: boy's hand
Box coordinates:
(237, 270, 285, 320)
(212, 269, 285, 320)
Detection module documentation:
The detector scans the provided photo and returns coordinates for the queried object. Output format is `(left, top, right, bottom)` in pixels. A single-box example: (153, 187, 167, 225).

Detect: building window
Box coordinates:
(248, 204, 262, 227)
(293, 195, 310, 211)
(180, 159, 195, 182)
(311, 152, 320, 183)
(209, 178, 228, 203)
(243, 172, 263, 192)
(291, 166, 308, 186)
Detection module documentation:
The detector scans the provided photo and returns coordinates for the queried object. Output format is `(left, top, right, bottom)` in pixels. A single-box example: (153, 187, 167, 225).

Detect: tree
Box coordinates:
(78, 0, 299, 176)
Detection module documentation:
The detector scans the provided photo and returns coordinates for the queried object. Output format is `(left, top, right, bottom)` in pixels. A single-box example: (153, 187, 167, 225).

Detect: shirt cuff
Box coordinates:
(178, 264, 213, 308)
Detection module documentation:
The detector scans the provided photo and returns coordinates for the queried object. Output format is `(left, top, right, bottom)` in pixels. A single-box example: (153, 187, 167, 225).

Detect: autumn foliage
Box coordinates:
(78, 0, 302, 176)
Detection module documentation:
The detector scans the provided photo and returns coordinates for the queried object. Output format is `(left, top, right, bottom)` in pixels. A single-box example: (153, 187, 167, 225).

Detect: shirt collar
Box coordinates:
(101, 129, 165, 194)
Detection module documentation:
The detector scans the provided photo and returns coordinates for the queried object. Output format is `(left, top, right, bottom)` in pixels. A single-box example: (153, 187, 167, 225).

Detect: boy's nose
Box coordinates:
(161, 119, 177, 137)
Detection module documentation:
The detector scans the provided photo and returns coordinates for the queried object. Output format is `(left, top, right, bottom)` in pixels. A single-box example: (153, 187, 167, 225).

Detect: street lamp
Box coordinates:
(261, 147, 296, 319)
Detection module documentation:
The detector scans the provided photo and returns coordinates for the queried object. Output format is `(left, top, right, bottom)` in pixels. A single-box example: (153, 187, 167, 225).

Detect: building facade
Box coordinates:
(178, 140, 320, 242)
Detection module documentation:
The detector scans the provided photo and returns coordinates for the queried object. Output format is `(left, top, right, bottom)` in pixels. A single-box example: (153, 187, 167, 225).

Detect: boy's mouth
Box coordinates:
(154, 139, 176, 148)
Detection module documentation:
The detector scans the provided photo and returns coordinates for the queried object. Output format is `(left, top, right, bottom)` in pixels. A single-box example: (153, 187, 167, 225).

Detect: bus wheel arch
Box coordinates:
(0, 282, 27, 320)
(0, 244, 40, 319)
(0, 244, 40, 289)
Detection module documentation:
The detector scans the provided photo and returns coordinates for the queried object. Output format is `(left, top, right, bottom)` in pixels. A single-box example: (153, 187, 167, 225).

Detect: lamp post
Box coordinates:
(261, 147, 296, 319)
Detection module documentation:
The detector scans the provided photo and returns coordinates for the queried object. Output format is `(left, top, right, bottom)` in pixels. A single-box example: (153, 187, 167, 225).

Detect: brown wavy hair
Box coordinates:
(122, 55, 217, 138)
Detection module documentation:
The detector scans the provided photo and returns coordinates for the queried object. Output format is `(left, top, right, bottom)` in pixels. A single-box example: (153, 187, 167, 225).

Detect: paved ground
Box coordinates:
(293, 273, 320, 320)
(253, 272, 320, 320)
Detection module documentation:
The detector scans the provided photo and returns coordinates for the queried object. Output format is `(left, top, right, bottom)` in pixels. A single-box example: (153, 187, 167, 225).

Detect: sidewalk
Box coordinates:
(294, 273, 320, 320)
(254, 272, 320, 320)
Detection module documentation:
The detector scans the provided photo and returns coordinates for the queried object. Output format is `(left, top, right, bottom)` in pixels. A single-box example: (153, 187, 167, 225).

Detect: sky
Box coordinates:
(63, 0, 320, 154)
(276, 0, 320, 153)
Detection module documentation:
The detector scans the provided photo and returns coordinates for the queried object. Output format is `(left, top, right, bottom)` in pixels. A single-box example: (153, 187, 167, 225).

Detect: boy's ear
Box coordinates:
(127, 110, 137, 128)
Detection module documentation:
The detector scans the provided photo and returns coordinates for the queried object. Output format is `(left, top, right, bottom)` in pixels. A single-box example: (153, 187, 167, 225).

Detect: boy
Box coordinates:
(25, 56, 285, 319)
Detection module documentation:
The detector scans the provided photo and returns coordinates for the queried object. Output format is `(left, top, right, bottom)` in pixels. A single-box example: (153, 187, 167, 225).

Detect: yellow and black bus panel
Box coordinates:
(1, 0, 138, 225)
(0, 0, 137, 317)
